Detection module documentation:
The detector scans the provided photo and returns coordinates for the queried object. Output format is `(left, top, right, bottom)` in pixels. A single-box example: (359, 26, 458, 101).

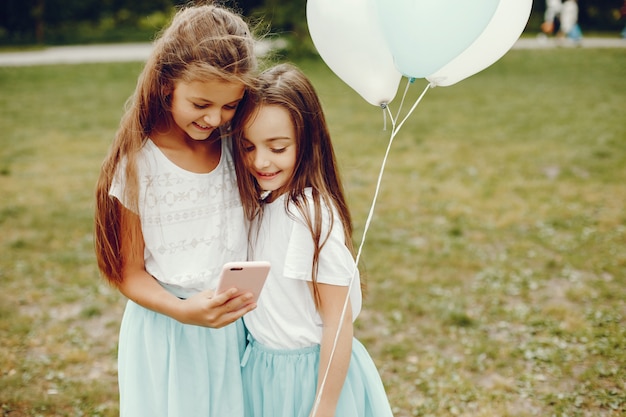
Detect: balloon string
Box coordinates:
(310, 81, 432, 417)
(394, 76, 413, 124)
(382, 106, 387, 131)
(392, 82, 432, 138)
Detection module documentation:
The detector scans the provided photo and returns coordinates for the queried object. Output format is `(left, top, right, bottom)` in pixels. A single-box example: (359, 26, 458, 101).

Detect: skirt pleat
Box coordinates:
(241, 337, 394, 417)
(118, 300, 247, 417)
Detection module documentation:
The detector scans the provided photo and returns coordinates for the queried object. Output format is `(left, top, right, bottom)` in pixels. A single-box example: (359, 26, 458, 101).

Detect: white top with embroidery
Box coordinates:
(244, 190, 362, 350)
(110, 138, 247, 298)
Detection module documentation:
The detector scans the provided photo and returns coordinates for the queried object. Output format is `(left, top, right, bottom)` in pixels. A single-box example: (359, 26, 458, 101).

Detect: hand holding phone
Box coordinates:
(215, 261, 270, 302)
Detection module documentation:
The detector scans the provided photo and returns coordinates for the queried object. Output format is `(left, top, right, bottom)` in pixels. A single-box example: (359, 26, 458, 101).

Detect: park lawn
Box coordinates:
(0, 48, 625, 416)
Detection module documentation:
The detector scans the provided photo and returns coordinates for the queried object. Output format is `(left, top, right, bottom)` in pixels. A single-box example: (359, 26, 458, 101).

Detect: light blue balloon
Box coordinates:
(374, 0, 501, 78)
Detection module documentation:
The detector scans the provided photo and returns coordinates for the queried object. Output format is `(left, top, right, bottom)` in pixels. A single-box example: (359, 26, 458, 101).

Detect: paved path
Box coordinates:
(0, 37, 624, 67)
(0, 40, 277, 67)
(514, 36, 626, 49)
(0, 43, 154, 66)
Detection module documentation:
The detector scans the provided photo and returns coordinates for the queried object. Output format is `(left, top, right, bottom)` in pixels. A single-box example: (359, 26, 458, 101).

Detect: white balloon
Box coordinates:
(306, 0, 402, 106)
(426, 0, 533, 87)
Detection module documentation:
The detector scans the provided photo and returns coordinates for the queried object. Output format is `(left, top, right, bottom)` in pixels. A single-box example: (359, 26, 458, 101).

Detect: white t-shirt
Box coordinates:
(244, 190, 362, 349)
(109, 138, 247, 298)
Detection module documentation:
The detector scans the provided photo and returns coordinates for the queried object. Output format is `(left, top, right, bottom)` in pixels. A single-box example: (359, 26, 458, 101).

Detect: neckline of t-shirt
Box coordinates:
(145, 138, 223, 176)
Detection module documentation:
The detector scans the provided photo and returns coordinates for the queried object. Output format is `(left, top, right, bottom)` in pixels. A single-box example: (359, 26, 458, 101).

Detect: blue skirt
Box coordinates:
(118, 300, 247, 417)
(241, 337, 394, 417)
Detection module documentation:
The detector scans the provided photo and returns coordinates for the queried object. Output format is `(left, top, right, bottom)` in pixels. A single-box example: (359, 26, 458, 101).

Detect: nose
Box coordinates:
(253, 149, 271, 169)
(203, 108, 222, 127)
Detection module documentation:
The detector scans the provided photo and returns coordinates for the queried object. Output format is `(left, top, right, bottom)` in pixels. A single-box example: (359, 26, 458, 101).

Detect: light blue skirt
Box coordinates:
(118, 300, 247, 417)
(241, 337, 394, 417)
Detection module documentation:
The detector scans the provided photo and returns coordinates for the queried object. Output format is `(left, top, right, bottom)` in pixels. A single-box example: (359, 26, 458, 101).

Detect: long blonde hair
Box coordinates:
(94, 3, 258, 285)
(232, 63, 355, 308)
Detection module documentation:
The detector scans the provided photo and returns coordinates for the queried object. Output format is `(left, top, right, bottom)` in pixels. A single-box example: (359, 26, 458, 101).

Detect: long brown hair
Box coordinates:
(232, 63, 355, 308)
(94, 3, 258, 285)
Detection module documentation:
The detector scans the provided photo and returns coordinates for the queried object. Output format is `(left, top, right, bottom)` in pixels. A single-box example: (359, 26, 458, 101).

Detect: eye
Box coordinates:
(193, 103, 208, 109)
(241, 140, 255, 153)
(271, 147, 287, 154)
(224, 103, 239, 111)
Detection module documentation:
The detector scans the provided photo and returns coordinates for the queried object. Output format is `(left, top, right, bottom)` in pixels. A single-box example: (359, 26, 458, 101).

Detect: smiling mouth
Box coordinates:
(256, 171, 279, 180)
(193, 122, 213, 131)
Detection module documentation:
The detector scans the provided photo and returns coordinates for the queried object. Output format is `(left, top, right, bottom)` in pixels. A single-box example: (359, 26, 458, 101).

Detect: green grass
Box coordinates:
(1, 48, 625, 416)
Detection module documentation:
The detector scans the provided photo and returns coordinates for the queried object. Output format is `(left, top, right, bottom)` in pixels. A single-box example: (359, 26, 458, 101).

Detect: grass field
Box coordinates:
(1, 47, 625, 416)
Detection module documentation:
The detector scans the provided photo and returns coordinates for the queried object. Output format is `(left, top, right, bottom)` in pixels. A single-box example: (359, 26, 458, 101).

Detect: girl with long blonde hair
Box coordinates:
(94, 4, 258, 416)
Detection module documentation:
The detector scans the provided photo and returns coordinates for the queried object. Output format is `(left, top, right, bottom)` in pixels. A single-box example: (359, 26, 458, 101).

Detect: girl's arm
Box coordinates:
(118, 206, 256, 328)
(309, 282, 353, 417)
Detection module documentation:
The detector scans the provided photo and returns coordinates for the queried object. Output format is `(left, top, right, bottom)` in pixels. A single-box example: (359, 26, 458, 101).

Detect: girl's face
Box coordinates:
(241, 104, 297, 193)
(169, 79, 245, 141)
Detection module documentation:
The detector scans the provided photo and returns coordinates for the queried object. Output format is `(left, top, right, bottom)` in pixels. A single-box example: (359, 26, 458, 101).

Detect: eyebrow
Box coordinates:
(190, 97, 244, 105)
(244, 136, 293, 143)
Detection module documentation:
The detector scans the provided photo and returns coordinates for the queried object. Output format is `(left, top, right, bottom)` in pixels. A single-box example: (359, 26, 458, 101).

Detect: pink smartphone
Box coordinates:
(215, 261, 270, 302)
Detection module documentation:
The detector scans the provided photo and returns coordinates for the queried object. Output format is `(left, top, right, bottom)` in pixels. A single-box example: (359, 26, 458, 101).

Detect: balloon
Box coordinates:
(427, 0, 533, 87)
(307, 0, 403, 107)
(373, 0, 501, 78)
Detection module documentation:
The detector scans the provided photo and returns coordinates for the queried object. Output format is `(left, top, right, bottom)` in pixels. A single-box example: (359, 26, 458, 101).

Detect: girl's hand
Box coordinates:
(178, 289, 257, 328)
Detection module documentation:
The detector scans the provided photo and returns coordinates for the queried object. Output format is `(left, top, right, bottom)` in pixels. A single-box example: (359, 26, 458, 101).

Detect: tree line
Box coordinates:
(1, 0, 624, 46)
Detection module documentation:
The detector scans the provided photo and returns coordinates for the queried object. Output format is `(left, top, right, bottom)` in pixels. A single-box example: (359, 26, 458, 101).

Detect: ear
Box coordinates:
(161, 82, 173, 102)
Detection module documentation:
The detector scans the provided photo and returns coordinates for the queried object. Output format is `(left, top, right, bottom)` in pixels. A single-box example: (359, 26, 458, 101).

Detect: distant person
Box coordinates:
(231, 63, 394, 417)
(93, 4, 258, 417)
(542, 0, 563, 36)
(559, 0, 583, 44)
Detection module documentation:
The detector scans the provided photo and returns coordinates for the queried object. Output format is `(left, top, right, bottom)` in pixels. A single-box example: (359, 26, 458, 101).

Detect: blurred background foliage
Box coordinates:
(1, 0, 625, 52)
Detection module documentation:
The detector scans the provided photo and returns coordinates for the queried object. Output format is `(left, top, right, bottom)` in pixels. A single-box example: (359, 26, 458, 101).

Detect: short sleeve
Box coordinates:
(283, 200, 358, 287)
(109, 157, 128, 208)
